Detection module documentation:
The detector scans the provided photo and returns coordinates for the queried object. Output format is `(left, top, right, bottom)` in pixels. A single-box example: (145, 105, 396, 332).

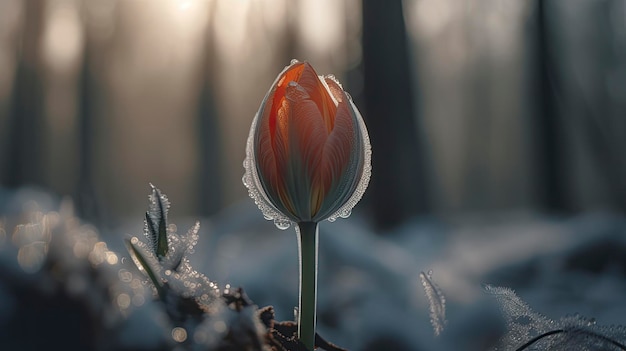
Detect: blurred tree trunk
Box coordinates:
(76, 28, 100, 224)
(361, 0, 430, 231)
(532, 0, 626, 213)
(4, 0, 46, 188)
(603, 0, 626, 211)
(574, 0, 626, 211)
(531, 0, 569, 213)
(197, 3, 222, 217)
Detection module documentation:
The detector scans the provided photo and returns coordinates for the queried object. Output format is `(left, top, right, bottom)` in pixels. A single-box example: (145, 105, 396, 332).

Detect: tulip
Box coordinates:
(243, 60, 371, 226)
(243, 60, 371, 350)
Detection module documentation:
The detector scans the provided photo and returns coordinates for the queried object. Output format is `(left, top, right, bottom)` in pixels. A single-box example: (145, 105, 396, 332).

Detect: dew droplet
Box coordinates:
(274, 220, 291, 230)
(290, 58, 299, 65)
(324, 74, 343, 88)
(339, 209, 352, 219)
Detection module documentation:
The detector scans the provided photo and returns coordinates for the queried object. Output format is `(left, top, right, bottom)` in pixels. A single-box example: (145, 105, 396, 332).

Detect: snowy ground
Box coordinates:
(2, 186, 626, 350)
(185, 201, 626, 351)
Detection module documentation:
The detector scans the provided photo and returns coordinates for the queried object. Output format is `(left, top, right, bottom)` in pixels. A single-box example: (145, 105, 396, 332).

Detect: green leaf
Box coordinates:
(145, 211, 157, 248)
(146, 183, 169, 259)
(125, 238, 165, 300)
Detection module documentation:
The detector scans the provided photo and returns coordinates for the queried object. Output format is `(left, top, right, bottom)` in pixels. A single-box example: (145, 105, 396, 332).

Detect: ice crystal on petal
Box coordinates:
(324, 74, 341, 87)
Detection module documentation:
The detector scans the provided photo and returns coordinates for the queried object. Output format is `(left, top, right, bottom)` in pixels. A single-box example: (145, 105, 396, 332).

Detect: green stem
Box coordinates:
(296, 221, 318, 351)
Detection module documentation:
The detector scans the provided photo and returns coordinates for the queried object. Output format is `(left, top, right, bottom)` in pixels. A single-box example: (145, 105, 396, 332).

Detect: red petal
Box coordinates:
(288, 92, 327, 173)
(323, 76, 345, 104)
(297, 63, 337, 133)
(268, 62, 305, 143)
(287, 86, 328, 215)
(320, 97, 356, 195)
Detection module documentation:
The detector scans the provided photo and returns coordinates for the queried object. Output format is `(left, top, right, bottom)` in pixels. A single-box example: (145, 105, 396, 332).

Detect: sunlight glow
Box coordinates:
(298, 0, 343, 54)
(42, 1, 83, 72)
(412, 0, 454, 38)
(214, 0, 252, 60)
(177, 0, 192, 11)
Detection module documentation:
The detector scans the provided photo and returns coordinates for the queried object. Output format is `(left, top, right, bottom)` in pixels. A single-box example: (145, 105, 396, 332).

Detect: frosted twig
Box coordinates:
(420, 270, 447, 336)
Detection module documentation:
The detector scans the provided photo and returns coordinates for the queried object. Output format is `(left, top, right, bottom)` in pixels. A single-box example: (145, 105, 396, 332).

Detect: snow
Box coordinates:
(1, 186, 625, 350)
(194, 201, 626, 350)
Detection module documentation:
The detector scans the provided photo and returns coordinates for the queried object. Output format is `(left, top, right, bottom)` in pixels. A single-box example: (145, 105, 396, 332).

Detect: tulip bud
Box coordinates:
(243, 60, 371, 229)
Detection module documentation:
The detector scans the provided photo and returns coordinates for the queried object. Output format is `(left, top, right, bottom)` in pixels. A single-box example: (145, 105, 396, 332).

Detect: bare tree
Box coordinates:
(4, 0, 46, 188)
(196, 1, 222, 217)
(361, 0, 430, 230)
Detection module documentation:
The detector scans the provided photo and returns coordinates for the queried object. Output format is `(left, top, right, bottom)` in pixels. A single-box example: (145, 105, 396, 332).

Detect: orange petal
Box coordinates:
(320, 97, 356, 199)
(297, 63, 337, 133)
(273, 98, 291, 191)
(287, 89, 326, 173)
(285, 84, 328, 216)
(269, 62, 305, 143)
(323, 76, 345, 104)
(255, 62, 305, 218)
